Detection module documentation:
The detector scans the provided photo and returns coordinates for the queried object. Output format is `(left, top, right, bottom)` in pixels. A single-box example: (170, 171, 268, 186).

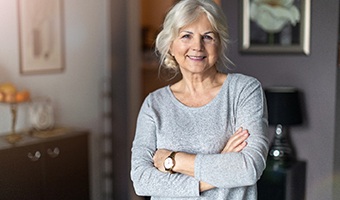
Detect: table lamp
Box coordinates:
(265, 87, 302, 163)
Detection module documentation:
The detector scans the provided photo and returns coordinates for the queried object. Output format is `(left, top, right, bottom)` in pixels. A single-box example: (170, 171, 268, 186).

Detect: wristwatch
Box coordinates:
(164, 152, 177, 173)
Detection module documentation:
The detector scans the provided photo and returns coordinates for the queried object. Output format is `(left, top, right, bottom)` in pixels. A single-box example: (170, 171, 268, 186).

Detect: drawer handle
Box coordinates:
(47, 147, 60, 158)
(28, 151, 41, 161)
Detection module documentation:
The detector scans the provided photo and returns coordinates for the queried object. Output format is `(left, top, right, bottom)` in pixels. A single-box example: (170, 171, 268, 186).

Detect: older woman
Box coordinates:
(130, 0, 269, 199)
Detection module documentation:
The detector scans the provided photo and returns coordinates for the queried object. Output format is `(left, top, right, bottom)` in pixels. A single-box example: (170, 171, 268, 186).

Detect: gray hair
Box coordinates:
(155, 0, 231, 76)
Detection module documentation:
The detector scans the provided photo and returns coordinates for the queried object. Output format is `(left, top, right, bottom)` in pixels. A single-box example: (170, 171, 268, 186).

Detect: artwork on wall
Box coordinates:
(18, 0, 65, 74)
(240, 0, 311, 55)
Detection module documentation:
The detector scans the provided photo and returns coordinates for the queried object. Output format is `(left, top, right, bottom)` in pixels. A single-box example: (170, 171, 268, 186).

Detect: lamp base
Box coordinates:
(6, 133, 22, 144)
(268, 124, 296, 163)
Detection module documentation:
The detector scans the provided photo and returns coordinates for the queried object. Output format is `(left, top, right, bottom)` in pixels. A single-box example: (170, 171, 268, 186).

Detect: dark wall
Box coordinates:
(223, 0, 339, 199)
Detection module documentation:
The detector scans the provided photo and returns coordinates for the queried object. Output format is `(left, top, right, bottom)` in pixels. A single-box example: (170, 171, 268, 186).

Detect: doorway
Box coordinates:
(140, 0, 176, 99)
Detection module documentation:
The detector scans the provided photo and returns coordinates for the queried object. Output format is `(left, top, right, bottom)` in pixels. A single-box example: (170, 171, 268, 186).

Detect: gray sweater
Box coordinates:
(131, 73, 269, 199)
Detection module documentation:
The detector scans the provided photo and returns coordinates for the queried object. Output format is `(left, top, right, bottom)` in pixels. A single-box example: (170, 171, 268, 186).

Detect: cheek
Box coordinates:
(171, 42, 189, 57)
(175, 48, 188, 57)
(206, 47, 218, 61)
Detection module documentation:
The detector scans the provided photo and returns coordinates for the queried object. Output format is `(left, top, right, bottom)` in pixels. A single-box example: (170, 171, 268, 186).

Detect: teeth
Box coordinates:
(189, 56, 205, 59)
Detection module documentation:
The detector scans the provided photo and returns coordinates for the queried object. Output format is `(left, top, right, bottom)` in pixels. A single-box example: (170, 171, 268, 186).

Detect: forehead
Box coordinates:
(178, 14, 214, 33)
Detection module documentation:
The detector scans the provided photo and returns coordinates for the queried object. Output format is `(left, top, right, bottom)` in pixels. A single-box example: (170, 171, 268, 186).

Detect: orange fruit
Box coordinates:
(5, 93, 16, 103)
(15, 90, 30, 102)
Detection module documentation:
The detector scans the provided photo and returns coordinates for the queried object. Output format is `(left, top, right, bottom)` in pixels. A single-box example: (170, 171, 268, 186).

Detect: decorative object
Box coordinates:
(258, 160, 306, 200)
(0, 102, 28, 144)
(265, 87, 303, 163)
(240, 0, 311, 54)
(29, 97, 55, 131)
(18, 0, 65, 74)
(0, 82, 30, 103)
(260, 86, 306, 200)
(6, 103, 21, 143)
(0, 82, 30, 143)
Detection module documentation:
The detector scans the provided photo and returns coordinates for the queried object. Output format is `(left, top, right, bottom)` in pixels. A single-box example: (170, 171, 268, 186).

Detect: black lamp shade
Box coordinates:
(265, 87, 302, 126)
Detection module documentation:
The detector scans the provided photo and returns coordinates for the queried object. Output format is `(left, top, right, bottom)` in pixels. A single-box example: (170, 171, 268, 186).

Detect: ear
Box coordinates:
(169, 44, 174, 56)
(168, 50, 174, 57)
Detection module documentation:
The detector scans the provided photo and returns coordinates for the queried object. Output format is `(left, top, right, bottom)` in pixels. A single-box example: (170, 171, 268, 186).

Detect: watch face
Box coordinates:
(164, 157, 174, 170)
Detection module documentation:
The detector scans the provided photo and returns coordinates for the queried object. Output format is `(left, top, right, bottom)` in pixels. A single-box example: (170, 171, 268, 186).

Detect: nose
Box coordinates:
(192, 36, 203, 51)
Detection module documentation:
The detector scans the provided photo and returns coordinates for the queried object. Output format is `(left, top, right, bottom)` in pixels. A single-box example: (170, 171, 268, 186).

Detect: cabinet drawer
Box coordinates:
(0, 144, 43, 199)
(0, 130, 89, 200)
(43, 133, 89, 200)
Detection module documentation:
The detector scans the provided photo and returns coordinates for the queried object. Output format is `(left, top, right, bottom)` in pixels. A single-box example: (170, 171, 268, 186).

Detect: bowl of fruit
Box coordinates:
(0, 82, 30, 103)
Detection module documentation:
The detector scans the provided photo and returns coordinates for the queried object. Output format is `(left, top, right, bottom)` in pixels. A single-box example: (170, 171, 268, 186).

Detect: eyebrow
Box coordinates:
(180, 30, 215, 35)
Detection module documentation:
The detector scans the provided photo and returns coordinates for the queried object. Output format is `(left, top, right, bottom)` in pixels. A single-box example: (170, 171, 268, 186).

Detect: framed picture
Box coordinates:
(240, 0, 311, 55)
(18, 0, 65, 74)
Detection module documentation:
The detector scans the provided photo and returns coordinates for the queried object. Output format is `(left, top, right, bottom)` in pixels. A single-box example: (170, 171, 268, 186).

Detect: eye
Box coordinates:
(202, 35, 214, 41)
(181, 34, 191, 39)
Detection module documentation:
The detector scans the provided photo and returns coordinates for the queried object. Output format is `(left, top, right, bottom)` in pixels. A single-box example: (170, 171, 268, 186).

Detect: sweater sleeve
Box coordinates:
(194, 77, 269, 188)
(130, 95, 200, 197)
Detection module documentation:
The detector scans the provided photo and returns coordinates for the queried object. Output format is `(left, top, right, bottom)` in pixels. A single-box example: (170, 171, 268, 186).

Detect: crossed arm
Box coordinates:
(153, 127, 250, 192)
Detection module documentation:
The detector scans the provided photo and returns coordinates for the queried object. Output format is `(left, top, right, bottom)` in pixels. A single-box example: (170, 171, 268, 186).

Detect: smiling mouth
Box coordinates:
(187, 55, 206, 60)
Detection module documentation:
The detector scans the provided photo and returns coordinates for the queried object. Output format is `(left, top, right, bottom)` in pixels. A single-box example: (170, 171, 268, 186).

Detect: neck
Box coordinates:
(180, 69, 221, 94)
(170, 70, 227, 107)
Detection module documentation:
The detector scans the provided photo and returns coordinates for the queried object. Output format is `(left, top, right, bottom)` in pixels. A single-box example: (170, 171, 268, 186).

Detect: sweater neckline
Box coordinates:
(166, 73, 232, 110)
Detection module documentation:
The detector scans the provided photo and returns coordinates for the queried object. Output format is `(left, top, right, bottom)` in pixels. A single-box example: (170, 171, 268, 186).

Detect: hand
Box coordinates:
(221, 127, 249, 154)
(200, 128, 249, 192)
(153, 149, 172, 172)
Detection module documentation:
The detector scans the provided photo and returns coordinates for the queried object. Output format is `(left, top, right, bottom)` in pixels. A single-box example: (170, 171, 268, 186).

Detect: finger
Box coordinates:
(232, 141, 248, 152)
(233, 131, 249, 146)
(222, 130, 249, 153)
(234, 127, 243, 135)
(226, 129, 248, 148)
(233, 129, 249, 140)
(224, 128, 242, 151)
(223, 139, 248, 153)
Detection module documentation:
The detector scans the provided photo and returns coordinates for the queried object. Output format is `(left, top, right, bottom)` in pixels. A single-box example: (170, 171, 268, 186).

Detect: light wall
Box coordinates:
(0, 0, 110, 199)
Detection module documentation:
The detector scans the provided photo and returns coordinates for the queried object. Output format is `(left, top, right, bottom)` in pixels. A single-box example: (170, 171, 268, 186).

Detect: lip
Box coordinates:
(187, 55, 206, 60)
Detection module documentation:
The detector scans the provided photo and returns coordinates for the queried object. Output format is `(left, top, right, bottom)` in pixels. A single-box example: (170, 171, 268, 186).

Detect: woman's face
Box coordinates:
(170, 14, 219, 76)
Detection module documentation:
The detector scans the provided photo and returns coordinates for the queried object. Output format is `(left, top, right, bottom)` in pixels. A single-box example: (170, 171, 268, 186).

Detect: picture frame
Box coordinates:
(240, 0, 311, 55)
(18, 0, 65, 74)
